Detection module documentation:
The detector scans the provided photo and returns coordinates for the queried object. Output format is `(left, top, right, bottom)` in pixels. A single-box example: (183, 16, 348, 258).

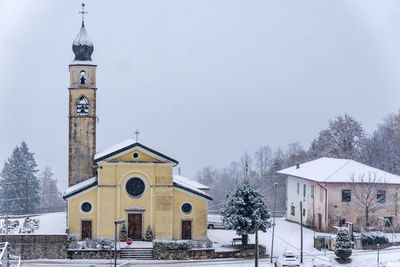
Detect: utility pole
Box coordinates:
(255, 222, 258, 267)
(300, 201, 303, 264)
(270, 183, 278, 263)
(5, 183, 11, 267)
(25, 179, 28, 214)
(377, 243, 380, 267)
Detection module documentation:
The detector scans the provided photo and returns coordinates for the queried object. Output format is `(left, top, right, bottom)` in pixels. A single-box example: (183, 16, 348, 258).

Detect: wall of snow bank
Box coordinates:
(0, 234, 67, 259)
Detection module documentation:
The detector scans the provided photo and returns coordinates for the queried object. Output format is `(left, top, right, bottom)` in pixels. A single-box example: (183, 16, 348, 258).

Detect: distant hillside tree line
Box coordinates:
(197, 110, 400, 213)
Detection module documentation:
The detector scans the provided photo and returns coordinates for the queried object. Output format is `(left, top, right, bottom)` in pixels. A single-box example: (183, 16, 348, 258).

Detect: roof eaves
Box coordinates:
(173, 182, 213, 201)
(94, 142, 179, 165)
(63, 181, 98, 200)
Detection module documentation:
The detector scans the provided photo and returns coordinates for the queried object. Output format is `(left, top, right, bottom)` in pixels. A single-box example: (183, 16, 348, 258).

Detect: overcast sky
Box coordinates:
(1, 0, 400, 192)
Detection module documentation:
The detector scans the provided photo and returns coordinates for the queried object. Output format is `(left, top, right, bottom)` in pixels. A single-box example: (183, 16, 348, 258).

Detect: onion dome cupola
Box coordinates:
(72, 3, 94, 61)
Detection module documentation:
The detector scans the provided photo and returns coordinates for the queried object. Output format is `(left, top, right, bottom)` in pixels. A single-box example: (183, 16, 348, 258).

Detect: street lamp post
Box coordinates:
(114, 219, 125, 267)
(270, 183, 278, 264)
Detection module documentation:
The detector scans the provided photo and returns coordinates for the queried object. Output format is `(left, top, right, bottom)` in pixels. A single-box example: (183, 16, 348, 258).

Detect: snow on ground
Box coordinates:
(208, 217, 328, 257)
(0, 212, 66, 234)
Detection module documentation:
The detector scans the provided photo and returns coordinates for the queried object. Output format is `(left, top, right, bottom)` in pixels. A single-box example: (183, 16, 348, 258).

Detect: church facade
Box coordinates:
(63, 16, 211, 241)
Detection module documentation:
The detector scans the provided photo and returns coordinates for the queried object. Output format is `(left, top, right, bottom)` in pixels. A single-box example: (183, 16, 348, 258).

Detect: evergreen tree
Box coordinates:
(334, 227, 352, 262)
(221, 179, 271, 247)
(0, 142, 39, 214)
(39, 167, 65, 212)
(145, 225, 153, 240)
(119, 223, 127, 241)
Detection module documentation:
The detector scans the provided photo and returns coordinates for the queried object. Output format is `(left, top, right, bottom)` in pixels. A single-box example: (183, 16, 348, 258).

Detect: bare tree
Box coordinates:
(309, 114, 365, 159)
(349, 172, 385, 226)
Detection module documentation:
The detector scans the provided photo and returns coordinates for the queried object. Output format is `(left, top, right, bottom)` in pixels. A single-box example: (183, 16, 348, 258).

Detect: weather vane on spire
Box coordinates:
(79, 3, 87, 26)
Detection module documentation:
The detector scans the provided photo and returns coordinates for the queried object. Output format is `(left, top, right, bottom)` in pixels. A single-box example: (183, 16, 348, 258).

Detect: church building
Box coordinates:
(63, 10, 212, 241)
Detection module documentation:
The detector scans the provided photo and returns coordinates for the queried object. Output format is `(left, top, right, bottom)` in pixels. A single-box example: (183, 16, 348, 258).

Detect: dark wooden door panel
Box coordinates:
(81, 220, 92, 240)
(182, 220, 192, 240)
(128, 213, 143, 240)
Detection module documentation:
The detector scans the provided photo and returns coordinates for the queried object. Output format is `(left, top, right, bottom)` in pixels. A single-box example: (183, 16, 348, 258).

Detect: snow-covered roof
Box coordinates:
(95, 139, 136, 160)
(173, 175, 212, 200)
(63, 177, 97, 199)
(70, 60, 96, 66)
(173, 175, 209, 190)
(277, 157, 400, 184)
(94, 138, 178, 164)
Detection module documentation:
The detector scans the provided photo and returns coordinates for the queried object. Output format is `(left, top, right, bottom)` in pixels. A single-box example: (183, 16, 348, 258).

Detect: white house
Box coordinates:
(278, 157, 400, 231)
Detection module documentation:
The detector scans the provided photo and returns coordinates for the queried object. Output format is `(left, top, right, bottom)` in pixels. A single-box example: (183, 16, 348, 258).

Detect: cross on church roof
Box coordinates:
(134, 129, 140, 142)
(79, 3, 87, 26)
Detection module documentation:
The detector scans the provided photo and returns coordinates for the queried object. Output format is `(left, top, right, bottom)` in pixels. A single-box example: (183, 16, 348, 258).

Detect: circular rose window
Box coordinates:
(81, 202, 92, 213)
(181, 203, 193, 215)
(126, 177, 145, 198)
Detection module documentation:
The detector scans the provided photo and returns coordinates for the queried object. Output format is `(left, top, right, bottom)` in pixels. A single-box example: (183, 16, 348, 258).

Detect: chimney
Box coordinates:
(178, 167, 181, 175)
(296, 162, 300, 169)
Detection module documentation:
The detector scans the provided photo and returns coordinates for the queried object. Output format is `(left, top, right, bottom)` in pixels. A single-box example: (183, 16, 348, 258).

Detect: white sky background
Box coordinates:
(1, 0, 400, 192)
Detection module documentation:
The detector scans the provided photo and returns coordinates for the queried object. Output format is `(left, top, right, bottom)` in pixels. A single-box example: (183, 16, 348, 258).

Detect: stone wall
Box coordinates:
(68, 249, 118, 259)
(153, 246, 266, 260)
(0, 234, 67, 259)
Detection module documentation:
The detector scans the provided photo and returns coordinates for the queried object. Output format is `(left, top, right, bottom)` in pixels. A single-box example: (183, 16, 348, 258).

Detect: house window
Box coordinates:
(342, 189, 351, 202)
(290, 204, 295, 216)
(377, 190, 386, 203)
(311, 186, 314, 198)
(303, 184, 306, 197)
(302, 208, 306, 217)
(339, 218, 346, 227)
(297, 183, 300, 195)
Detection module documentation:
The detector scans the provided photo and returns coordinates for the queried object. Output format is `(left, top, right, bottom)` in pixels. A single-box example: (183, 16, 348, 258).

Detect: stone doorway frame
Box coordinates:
(125, 206, 145, 240)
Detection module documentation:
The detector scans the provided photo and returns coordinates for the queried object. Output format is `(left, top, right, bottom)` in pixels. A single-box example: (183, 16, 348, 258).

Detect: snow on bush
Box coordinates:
(153, 239, 193, 251)
(97, 237, 112, 249)
(67, 234, 81, 249)
(22, 217, 39, 233)
(335, 227, 352, 261)
(361, 231, 389, 246)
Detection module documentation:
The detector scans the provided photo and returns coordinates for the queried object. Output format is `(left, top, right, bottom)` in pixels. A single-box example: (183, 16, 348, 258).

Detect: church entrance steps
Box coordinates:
(119, 247, 154, 260)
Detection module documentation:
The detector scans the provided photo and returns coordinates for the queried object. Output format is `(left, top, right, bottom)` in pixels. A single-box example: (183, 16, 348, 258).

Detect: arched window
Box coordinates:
(76, 96, 89, 116)
(80, 70, 86, 85)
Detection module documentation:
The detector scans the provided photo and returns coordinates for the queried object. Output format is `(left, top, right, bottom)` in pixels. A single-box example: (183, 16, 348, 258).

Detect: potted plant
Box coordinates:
(145, 225, 153, 241)
(119, 223, 127, 242)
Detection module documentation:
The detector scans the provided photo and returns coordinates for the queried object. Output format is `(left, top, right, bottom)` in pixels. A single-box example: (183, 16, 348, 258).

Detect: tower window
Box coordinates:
(76, 96, 89, 116)
(80, 70, 86, 84)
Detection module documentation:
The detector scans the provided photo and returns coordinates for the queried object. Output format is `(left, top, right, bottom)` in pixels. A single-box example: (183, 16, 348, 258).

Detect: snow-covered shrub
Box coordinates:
(82, 238, 97, 249)
(361, 231, 389, 246)
(22, 217, 39, 233)
(335, 227, 352, 261)
(153, 239, 193, 251)
(221, 179, 271, 247)
(145, 225, 153, 240)
(119, 223, 127, 241)
(67, 234, 80, 249)
(97, 237, 112, 249)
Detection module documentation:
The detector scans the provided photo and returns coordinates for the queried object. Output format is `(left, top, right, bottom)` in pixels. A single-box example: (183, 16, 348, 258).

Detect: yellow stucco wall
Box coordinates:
(67, 187, 98, 239)
(172, 188, 207, 240)
(66, 148, 208, 240)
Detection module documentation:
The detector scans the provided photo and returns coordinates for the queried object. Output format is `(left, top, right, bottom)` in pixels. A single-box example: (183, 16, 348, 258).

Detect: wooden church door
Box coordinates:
(81, 220, 92, 240)
(128, 213, 143, 240)
(181, 220, 192, 240)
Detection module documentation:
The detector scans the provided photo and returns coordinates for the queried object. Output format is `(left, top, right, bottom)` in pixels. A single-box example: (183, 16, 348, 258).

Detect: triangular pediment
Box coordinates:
(94, 139, 178, 164)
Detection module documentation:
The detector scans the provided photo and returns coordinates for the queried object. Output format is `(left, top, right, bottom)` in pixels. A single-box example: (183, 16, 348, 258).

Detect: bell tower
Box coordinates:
(68, 3, 97, 186)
